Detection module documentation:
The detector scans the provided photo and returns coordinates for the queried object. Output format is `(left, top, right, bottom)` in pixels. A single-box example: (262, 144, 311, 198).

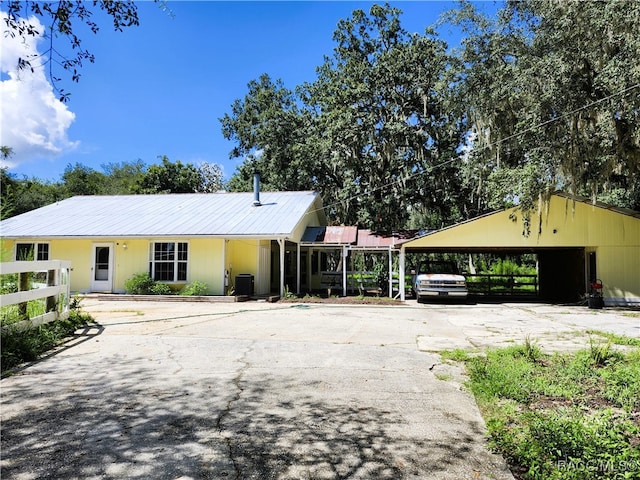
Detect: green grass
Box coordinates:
(1, 309, 94, 373)
(587, 330, 640, 348)
(1, 299, 47, 326)
(454, 338, 640, 479)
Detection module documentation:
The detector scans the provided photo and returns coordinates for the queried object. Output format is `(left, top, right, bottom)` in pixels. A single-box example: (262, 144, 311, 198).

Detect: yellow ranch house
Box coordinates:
(0, 190, 326, 297)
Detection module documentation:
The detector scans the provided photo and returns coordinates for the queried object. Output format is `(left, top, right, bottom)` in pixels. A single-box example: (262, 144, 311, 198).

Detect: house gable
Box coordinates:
(403, 194, 640, 250)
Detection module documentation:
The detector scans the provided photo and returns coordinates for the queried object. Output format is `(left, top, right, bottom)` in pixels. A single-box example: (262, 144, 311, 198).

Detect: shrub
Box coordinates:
(150, 282, 172, 295)
(1, 309, 93, 372)
(124, 273, 156, 295)
(181, 281, 208, 296)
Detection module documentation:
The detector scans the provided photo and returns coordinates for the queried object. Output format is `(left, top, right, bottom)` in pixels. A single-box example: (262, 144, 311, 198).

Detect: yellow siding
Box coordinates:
(189, 238, 225, 294)
(598, 246, 640, 303)
(3, 238, 227, 294)
(405, 195, 640, 249)
(51, 239, 94, 292)
(112, 239, 149, 292)
(1, 238, 15, 261)
(290, 199, 323, 242)
(226, 239, 259, 281)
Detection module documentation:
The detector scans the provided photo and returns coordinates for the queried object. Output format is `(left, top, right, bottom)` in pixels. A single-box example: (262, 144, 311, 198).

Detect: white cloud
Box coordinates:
(0, 12, 78, 169)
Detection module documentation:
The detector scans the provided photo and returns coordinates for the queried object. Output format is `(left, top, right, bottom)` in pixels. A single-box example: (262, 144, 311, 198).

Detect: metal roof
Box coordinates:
(301, 227, 418, 249)
(301, 226, 358, 244)
(0, 192, 323, 238)
(354, 229, 419, 249)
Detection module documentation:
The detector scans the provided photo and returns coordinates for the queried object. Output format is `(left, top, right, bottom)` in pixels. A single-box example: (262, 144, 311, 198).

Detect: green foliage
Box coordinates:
(124, 273, 156, 295)
(222, 74, 315, 193)
(62, 163, 108, 196)
(150, 282, 172, 295)
(587, 330, 640, 348)
(124, 272, 174, 295)
(1, 300, 46, 326)
(600, 349, 640, 411)
(450, 0, 640, 219)
(1, 309, 94, 372)
(133, 156, 204, 194)
(462, 341, 640, 479)
(2, 158, 226, 219)
(223, 5, 469, 229)
(180, 281, 209, 296)
(282, 285, 297, 300)
(488, 258, 536, 276)
(588, 338, 624, 368)
(99, 160, 146, 194)
(440, 348, 473, 362)
(467, 346, 542, 404)
(1, 168, 63, 219)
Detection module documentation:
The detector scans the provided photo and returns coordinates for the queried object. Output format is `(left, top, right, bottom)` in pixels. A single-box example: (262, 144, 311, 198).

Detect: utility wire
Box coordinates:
(308, 82, 640, 219)
(485, 82, 640, 149)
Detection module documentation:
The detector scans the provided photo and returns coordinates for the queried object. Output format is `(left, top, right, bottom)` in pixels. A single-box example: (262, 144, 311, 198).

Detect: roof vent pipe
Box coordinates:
(253, 172, 261, 207)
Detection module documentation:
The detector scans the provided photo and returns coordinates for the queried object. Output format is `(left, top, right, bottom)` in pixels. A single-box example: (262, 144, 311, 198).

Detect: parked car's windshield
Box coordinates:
(418, 261, 460, 275)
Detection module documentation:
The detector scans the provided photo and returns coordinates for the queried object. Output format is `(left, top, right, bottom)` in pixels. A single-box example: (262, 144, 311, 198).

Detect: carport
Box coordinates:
(399, 193, 640, 306)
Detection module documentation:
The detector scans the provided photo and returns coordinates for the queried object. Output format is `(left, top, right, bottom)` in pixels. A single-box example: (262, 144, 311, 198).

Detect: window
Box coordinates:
(149, 242, 188, 282)
(15, 243, 49, 261)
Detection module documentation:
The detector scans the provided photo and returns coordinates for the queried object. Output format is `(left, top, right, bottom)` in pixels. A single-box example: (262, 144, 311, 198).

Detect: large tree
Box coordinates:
(451, 0, 640, 219)
(222, 5, 469, 230)
(100, 160, 146, 195)
(221, 74, 317, 193)
(61, 162, 108, 196)
(133, 156, 203, 194)
(302, 4, 468, 229)
(1, 168, 62, 219)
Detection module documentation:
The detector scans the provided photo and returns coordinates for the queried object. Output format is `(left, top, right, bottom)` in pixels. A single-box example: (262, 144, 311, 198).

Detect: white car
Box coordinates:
(412, 260, 468, 301)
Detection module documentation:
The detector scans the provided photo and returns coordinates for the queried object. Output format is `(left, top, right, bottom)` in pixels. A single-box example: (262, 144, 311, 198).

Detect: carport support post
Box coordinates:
(399, 247, 406, 301)
(342, 246, 348, 296)
(388, 248, 393, 298)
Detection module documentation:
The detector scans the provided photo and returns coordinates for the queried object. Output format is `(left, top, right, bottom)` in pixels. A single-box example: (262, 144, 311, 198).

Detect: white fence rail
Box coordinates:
(0, 260, 72, 331)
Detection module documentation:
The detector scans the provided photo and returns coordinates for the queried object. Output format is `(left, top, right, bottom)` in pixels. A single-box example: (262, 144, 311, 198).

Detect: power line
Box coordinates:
(486, 82, 640, 149)
(308, 82, 640, 219)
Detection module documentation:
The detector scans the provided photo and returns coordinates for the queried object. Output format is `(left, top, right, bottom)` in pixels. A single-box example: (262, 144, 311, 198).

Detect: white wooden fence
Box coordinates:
(0, 260, 72, 331)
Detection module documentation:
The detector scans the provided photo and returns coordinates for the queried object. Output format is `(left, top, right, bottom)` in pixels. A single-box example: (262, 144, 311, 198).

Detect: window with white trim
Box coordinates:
(149, 242, 188, 282)
(15, 243, 49, 261)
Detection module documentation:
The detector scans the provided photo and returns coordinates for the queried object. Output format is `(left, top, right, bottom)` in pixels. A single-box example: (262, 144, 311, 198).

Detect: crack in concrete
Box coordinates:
(216, 340, 254, 480)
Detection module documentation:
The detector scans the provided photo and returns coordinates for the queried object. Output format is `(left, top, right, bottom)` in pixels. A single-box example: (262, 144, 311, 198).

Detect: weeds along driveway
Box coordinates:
(1, 300, 637, 480)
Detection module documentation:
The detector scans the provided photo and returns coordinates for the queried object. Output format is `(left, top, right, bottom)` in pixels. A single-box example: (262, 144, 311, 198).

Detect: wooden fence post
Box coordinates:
(46, 270, 56, 312)
(18, 271, 29, 319)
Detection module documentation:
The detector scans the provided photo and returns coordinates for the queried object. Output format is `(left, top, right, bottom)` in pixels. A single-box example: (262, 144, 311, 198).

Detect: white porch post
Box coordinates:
(296, 243, 301, 295)
(307, 249, 313, 293)
(278, 238, 285, 298)
(400, 246, 406, 301)
(222, 239, 228, 296)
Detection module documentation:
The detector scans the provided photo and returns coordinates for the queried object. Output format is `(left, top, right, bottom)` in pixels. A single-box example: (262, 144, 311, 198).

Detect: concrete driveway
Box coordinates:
(2, 299, 638, 480)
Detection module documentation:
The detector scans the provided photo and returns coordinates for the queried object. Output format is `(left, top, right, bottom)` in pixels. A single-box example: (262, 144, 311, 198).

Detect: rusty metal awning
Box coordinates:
(300, 227, 418, 250)
(300, 226, 358, 245)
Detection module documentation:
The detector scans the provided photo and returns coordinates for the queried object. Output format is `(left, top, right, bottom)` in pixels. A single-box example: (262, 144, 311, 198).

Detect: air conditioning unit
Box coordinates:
(235, 274, 254, 296)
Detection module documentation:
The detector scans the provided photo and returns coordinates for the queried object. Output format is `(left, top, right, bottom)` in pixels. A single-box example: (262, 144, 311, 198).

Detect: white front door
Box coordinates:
(91, 243, 114, 292)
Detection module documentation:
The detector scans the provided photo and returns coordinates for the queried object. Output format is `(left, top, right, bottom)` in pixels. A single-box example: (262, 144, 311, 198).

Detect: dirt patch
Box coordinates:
(280, 295, 403, 306)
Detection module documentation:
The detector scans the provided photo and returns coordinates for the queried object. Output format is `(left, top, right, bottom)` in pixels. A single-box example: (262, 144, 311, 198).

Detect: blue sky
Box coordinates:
(1, 1, 498, 183)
